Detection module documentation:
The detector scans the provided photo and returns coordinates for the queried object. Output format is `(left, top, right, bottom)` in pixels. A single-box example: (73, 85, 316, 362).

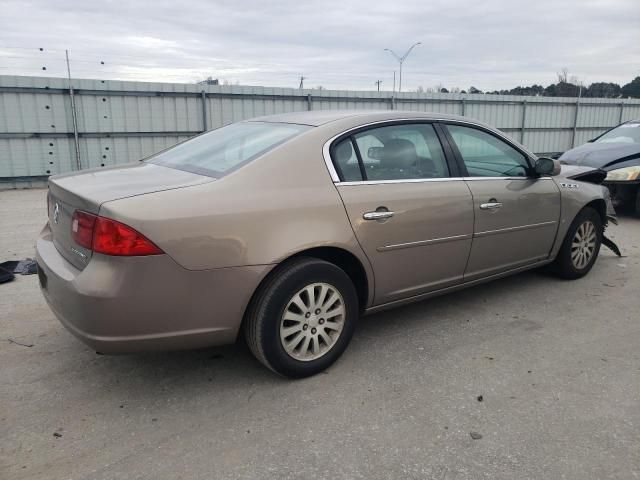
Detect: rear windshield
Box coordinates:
(596, 122, 640, 144)
(148, 121, 311, 177)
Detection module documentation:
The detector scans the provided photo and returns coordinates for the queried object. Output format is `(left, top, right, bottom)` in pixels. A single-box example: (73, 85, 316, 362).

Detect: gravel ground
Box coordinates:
(1, 188, 639, 480)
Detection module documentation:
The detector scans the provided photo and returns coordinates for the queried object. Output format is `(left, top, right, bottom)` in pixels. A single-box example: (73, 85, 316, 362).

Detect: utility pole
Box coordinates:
(375, 80, 382, 91)
(393, 72, 396, 94)
(299, 76, 306, 89)
(384, 42, 421, 93)
(65, 50, 81, 171)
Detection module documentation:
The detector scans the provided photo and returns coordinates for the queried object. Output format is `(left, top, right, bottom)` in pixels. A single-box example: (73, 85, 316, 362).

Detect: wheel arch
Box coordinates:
(286, 246, 371, 311)
(241, 246, 372, 335)
(584, 198, 606, 224)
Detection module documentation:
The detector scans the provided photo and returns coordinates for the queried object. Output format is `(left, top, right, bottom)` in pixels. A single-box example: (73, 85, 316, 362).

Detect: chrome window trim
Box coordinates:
(336, 176, 552, 187)
(322, 117, 538, 184)
(338, 177, 463, 186)
(464, 176, 551, 181)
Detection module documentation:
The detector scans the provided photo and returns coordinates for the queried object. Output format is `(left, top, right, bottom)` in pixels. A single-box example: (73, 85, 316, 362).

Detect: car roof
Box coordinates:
(249, 110, 472, 127)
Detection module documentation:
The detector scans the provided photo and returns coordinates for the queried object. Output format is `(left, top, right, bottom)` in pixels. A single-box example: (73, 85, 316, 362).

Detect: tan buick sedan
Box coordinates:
(37, 111, 615, 377)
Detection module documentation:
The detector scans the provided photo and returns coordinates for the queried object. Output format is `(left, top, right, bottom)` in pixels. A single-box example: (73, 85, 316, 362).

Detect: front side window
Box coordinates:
(346, 123, 449, 181)
(149, 121, 311, 177)
(446, 124, 530, 177)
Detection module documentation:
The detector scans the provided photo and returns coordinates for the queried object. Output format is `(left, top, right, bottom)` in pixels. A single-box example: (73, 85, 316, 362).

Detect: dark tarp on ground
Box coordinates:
(0, 259, 38, 283)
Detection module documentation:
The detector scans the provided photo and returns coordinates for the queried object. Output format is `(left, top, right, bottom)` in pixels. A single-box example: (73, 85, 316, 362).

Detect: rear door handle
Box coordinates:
(480, 202, 503, 210)
(363, 211, 395, 220)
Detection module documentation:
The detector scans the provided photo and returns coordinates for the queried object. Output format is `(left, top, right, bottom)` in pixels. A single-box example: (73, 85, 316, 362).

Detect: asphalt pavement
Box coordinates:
(1, 188, 639, 480)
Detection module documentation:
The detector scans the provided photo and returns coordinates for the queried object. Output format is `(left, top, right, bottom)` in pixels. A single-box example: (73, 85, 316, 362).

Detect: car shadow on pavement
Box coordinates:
(49, 267, 568, 395)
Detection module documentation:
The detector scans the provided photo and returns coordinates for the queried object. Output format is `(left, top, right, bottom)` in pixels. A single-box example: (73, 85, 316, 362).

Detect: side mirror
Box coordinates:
(534, 157, 561, 176)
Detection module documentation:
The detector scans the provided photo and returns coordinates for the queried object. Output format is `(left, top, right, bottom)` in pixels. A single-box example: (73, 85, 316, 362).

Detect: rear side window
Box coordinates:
(149, 122, 311, 177)
(445, 124, 530, 177)
(332, 123, 449, 182)
(332, 139, 363, 181)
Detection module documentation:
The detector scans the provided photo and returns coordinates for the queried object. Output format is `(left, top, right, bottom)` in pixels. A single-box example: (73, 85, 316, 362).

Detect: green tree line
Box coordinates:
(437, 75, 640, 98)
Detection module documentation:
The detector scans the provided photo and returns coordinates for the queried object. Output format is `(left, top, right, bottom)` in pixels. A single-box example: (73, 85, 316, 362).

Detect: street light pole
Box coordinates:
(384, 42, 421, 93)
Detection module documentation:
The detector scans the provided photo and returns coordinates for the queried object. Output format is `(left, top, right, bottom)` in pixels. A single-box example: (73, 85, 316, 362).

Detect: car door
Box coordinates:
(441, 123, 561, 281)
(330, 122, 474, 305)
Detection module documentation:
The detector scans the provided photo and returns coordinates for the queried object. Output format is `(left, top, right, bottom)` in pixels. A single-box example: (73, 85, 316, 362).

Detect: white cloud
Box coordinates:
(1, 0, 638, 91)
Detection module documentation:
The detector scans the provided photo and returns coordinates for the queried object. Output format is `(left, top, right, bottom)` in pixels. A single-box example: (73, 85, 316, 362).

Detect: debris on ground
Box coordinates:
(7, 338, 34, 348)
(0, 259, 38, 275)
(602, 236, 622, 257)
(470, 432, 483, 440)
(0, 259, 38, 284)
(0, 266, 14, 284)
(476, 395, 483, 402)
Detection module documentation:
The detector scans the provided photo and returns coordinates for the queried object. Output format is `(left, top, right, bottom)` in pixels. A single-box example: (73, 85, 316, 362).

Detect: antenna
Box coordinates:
(65, 50, 81, 171)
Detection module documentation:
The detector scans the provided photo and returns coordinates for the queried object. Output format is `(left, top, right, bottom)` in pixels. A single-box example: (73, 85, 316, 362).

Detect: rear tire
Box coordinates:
(244, 257, 358, 378)
(634, 188, 640, 217)
(553, 207, 602, 279)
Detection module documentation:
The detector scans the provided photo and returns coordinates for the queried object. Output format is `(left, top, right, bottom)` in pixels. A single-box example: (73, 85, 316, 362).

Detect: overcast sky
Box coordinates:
(1, 0, 638, 91)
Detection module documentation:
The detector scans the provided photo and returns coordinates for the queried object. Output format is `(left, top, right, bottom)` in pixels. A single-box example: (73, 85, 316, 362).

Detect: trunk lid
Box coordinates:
(47, 162, 214, 270)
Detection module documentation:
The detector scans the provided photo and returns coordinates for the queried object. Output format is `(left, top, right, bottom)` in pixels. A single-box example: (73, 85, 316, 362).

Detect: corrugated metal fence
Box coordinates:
(2, 75, 640, 188)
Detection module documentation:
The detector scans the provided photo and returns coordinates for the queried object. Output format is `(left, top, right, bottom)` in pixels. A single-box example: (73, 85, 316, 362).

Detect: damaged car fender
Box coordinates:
(551, 165, 621, 257)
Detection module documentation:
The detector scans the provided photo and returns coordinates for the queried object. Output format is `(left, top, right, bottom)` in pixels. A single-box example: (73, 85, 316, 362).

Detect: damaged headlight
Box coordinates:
(605, 166, 640, 182)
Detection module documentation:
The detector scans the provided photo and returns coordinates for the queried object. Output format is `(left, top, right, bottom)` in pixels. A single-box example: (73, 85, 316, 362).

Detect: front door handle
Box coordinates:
(363, 210, 395, 220)
(480, 202, 503, 210)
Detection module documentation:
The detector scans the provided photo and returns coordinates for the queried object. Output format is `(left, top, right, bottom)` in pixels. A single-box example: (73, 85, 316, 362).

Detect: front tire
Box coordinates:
(244, 257, 358, 378)
(553, 207, 602, 279)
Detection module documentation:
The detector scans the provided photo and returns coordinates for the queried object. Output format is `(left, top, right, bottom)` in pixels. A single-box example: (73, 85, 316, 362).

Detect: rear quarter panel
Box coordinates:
(98, 126, 375, 304)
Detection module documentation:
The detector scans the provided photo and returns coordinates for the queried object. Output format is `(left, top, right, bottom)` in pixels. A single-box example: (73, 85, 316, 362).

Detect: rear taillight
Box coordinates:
(71, 210, 163, 256)
(71, 211, 97, 249)
(93, 216, 163, 256)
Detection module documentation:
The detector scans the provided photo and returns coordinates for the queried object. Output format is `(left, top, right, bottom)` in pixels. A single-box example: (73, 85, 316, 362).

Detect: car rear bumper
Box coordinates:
(36, 223, 273, 353)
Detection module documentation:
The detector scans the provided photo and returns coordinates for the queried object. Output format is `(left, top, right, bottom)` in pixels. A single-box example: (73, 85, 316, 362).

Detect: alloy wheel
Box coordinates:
(279, 282, 345, 361)
(571, 220, 597, 269)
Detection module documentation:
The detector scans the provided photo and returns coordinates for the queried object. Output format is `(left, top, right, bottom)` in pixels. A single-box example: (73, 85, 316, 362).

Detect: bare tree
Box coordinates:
(557, 68, 569, 84)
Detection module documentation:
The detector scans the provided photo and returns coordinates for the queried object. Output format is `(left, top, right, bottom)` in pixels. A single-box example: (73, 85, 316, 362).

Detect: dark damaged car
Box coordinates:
(560, 120, 640, 215)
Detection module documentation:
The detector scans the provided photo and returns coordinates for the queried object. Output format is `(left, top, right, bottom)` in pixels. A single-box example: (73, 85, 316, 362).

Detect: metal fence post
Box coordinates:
(619, 102, 625, 124)
(461, 98, 466, 116)
(200, 90, 208, 132)
(307, 94, 312, 111)
(571, 97, 580, 148)
(521, 99, 527, 144)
